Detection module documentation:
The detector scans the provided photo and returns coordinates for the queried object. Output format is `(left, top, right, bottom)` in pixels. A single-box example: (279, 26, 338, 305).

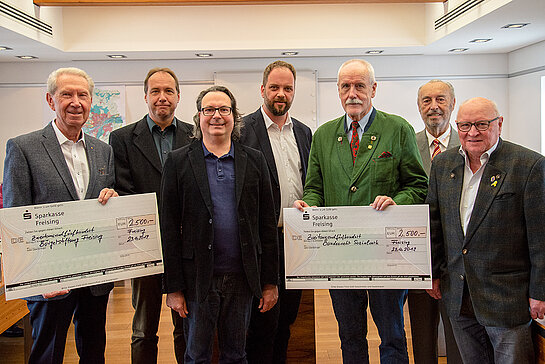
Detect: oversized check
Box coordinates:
(0, 193, 162, 300)
(283, 205, 431, 289)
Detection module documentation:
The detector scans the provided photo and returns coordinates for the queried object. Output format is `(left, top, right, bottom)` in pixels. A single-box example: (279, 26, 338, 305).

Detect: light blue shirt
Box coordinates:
(344, 107, 375, 142)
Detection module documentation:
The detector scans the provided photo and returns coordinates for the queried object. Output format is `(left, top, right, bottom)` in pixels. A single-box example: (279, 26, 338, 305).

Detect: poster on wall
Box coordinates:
(83, 85, 126, 142)
(43, 85, 126, 142)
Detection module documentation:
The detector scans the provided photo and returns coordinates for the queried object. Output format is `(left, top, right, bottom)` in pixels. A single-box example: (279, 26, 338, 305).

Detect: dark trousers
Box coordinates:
(408, 290, 462, 364)
(330, 289, 409, 364)
(131, 274, 185, 364)
(184, 273, 253, 364)
(247, 228, 303, 364)
(27, 287, 109, 364)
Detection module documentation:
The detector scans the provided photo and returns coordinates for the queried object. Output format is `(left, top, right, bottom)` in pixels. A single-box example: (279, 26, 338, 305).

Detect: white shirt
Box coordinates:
(459, 139, 499, 234)
(426, 126, 453, 159)
(261, 106, 304, 227)
(52, 121, 90, 200)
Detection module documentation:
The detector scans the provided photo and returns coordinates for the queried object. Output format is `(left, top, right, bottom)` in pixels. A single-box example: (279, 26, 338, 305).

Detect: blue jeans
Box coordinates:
(329, 289, 409, 364)
(449, 315, 534, 364)
(184, 273, 253, 364)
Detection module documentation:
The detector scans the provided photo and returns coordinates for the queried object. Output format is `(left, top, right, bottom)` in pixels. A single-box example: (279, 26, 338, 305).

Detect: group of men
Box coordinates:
(2, 58, 544, 364)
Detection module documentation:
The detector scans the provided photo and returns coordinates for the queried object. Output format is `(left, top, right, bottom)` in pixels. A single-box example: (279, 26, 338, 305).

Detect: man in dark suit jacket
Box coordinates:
(411, 80, 462, 364)
(3, 67, 117, 364)
(161, 86, 279, 363)
(427, 97, 545, 363)
(240, 61, 312, 364)
(109, 67, 191, 364)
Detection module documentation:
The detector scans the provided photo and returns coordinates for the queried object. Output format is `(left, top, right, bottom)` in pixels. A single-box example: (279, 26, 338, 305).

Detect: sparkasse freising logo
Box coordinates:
(23, 210, 32, 220)
(302, 212, 310, 220)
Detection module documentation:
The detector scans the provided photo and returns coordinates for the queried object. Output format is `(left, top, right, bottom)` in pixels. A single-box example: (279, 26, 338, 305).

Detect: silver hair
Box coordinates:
(337, 59, 376, 85)
(417, 79, 455, 101)
(47, 67, 94, 95)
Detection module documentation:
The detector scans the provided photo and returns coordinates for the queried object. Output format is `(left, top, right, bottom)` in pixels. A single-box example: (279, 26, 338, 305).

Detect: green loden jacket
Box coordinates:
(303, 109, 428, 207)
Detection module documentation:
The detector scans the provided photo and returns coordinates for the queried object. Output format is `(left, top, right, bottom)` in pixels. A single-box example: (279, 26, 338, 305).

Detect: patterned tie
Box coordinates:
(431, 139, 441, 160)
(350, 121, 359, 164)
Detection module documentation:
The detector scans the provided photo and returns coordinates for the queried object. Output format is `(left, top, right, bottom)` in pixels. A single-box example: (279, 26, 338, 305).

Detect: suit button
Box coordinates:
(350, 186, 357, 192)
(462, 249, 468, 255)
(209, 219, 212, 224)
(459, 275, 464, 281)
(208, 244, 212, 250)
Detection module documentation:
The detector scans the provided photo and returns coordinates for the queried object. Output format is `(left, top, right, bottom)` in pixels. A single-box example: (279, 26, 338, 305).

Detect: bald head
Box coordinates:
(457, 97, 499, 119)
(457, 97, 503, 163)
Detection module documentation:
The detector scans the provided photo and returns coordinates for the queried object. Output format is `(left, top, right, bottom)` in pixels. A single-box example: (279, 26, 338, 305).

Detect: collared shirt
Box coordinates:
(52, 120, 89, 200)
(261, 106, 304, 227)
(425, 125, 453, 158)
(344, 107, 374, 143)
(146, 115, 177, 166)
(459, 139, 499, 234)
(202, 142, 242, 274)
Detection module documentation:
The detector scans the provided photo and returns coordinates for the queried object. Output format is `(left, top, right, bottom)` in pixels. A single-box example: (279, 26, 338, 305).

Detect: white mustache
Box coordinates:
(346, 98, 363, 105)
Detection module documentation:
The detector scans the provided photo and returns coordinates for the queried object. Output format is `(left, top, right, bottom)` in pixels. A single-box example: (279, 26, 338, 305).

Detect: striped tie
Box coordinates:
(432, 139, 441, 160)
(350, 121, 359, 164)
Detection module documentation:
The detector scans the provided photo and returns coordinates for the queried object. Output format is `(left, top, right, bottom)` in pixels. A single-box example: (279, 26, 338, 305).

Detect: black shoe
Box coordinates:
(1, 324, 23, 338)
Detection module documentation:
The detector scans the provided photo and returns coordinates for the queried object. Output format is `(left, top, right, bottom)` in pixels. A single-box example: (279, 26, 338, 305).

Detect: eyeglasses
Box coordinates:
(201, 106, 232, 116)
(456, 117, 499, 132)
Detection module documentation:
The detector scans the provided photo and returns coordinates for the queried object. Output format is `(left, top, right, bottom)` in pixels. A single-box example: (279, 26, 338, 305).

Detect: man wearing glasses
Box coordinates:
(160, 86, 279, 363)
(426, 97, 545, 363)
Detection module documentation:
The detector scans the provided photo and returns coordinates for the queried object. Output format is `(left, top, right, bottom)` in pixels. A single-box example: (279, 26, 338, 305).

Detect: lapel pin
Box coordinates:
(98, 167, 106, 175)
(490, 176, 495, 182)
(371, 136, 377, 141)
(337, 137, 342, 142)
(491, 181, 497, 187)
(450, 173, 455, 179)
(368, 145, 372, 149)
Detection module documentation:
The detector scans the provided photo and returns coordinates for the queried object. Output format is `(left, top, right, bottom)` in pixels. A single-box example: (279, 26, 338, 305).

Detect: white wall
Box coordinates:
(0, 53, 510, 181)
(508, 40, 545, 153)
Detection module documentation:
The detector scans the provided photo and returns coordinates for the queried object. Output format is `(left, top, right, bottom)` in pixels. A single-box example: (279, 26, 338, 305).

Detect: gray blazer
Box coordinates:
(427, 139, 545, 327)
(3, 122, 115, 300)
(416, 128, 460, 176)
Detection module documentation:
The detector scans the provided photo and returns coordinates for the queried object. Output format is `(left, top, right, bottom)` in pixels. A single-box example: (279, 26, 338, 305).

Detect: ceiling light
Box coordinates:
(196, 53, 213, 57)
(16, 55, 37, 59)
(281, 51, 298, 56)
(501, 23, 529, 29)
(469, 38, 492, 43)
(108, 54, 127, 59)
(448, 48, 468, 52)
(366, 50, 384, 55)
(0, 46, 13, 51)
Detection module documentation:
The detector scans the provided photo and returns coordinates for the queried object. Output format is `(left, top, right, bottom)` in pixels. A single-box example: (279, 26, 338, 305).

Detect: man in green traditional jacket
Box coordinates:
(294, 59, 428, 364)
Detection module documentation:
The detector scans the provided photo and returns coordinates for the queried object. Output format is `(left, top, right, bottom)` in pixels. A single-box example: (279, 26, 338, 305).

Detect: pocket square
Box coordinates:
(378, 151, 392, 158)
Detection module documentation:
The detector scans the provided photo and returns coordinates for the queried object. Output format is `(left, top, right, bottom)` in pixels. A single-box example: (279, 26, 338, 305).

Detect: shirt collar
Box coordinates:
(146, 115, 177, 132)
(426, 125, 452, 148)
(344, 107, 374, 134)
(202, 141, 235, 159)
(260, 106, 292, 131)
(52, 120, 85, 146)
(458, 138, 500, 167)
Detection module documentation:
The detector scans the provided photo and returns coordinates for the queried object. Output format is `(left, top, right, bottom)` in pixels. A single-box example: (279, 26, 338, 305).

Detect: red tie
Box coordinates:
(350, 121, 359, 164)
(432, 139, 441, 160)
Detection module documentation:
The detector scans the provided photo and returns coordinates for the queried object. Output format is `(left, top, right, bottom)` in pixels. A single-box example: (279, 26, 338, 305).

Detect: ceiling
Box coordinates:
(0, 0, 543, 62)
